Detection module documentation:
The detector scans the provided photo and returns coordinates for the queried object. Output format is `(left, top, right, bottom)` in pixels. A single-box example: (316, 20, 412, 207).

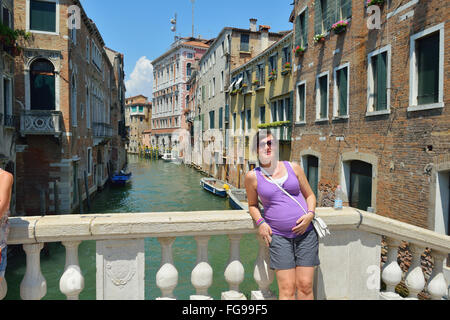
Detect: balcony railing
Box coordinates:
(1, 208, 449, 300)
(93, 122, 113, 139)
(20, 111, 62, 136)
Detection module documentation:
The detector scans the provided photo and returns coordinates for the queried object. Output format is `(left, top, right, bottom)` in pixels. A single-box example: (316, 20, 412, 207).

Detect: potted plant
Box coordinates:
(366, 0, 385, 7)
(293, 45, 305, 57)
(282, 62, 292, 75)
(331, 20, 349, 34)
(314, 33, 326, 43)
(252, 80, 260, 87)
(268, 69, 277, 81)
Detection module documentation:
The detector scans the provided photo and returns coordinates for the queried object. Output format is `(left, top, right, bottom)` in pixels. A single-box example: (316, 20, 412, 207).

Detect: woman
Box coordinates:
(244, 130, 320, 300)
(0, 165, 13, 283)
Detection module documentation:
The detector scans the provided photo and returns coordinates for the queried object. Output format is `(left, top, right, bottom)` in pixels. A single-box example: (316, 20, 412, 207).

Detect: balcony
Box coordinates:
(20, 111, 62, 136)
(93, 122, 113, 139)
(2, 208, 449, 300)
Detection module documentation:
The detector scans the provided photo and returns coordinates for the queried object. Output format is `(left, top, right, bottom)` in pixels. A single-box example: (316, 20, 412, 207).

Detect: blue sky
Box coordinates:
(80, 0, 294, 99)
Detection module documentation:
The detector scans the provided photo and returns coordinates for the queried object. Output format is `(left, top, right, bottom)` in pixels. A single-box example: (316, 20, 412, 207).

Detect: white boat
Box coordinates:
(200, 178, 228, 198)
(161, 153, 174, 162)
(227, 188, 248, 210)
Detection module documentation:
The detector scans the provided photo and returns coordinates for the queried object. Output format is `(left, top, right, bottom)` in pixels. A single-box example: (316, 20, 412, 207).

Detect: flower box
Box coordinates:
(268, 70, 277, 81)
(293, 45, 305, 57)
(252, 80, 260, 87)
(366, 0, 385, 7)
(332, 20, 348, 34)
(314, 34, 326, 43)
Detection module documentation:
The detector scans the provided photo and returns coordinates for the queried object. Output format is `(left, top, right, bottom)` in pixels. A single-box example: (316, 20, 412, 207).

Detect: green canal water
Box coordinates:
(4, 155, 278, 300)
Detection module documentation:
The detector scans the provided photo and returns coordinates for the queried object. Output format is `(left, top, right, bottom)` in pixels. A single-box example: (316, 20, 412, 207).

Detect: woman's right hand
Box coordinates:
(259, 223, 273, 247)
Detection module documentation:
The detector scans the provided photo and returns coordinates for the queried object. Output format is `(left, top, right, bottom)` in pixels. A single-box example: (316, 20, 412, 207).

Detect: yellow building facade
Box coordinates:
(227, 31, 293, 188)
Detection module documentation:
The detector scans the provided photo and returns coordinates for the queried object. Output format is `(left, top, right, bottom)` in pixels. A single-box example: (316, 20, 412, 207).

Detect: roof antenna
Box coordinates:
(190, 0, 195, 38)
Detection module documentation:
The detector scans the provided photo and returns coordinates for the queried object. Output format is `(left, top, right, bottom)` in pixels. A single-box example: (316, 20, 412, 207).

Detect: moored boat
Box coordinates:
(200, 178, 228, 198)
(111, 171, 132, 186)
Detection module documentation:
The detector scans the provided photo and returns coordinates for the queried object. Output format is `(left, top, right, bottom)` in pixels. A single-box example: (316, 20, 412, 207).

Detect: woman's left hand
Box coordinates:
(292, 213, 314, 235)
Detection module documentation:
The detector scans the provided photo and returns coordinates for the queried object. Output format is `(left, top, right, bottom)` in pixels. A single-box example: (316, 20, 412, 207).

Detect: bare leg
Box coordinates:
(275, 269, 296, 300)
(295, 266, 315, 300)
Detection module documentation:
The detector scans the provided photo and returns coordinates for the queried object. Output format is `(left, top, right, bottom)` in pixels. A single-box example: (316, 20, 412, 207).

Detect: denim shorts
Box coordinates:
(269, 230, 320, 270)
(0, 246, 7, 278)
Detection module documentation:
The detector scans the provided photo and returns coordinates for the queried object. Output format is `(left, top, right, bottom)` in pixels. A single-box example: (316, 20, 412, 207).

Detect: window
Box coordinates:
(187, 53, 194, 59)
(282, 46, 292, 66)
(277, 99, 285, 122)
(350, 161, 372, 211)
(221, 71, 224, 92)
(305, 155, 319, 197)
(233, 113, 237, 132)
(257, 64, 265, 85)
(71, 74, 77, 127)
(295, 8, 308, 48)
(187, 63, 192, 77)
(3, 77, 12, 123)
(209, 110, 215, 129)
(296, 81, 306, 122)
(86, 87, 91, 129)
(87, 148, 92, 176)
(30, 0, 57, 33)
(2, 5, 12, 28)
(271, 102, 277, 122)
(409, 24, 444, 111)
(246, 109, 251, 132)
(212, 77, 216, 97)
(434, 170, 449, 236)
(260, 106, 266, 124)
(368, 46, 390, 114)
(269, 54, 278, 74)
(86, 38, 90, 62)
(219, 107, 223, 130)
(314, 0, 352, 35)
(333, 64, 349, 117)
(316, 72, 329, 120)
(92, 41, 102, 71)
(240, 34, 250, 52)
(30, 59, 55, 111)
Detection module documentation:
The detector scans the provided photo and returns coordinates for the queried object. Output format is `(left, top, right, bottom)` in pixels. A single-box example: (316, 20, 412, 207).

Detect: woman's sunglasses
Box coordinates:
(259, 140, 273, 148)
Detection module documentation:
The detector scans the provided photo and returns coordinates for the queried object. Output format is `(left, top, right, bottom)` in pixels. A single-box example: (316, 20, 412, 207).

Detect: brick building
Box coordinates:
(290, 0, 449, 233)
(124, 95, 152, 154)
(13, 0, 126, 215)
(0, 0, 16, 212)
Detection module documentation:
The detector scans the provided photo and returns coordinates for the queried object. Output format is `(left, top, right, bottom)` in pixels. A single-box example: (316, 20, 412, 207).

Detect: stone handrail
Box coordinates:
(2, 208, 450, 300)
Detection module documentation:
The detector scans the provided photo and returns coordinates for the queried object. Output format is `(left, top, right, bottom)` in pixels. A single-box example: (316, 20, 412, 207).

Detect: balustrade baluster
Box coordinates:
(20, 243, 47, 300)
(191, 236, 213, 300)
(0, 277, 6, 300)
(427, 251, 448, 300)
(59, 241, 84, 300)
(156, 237, 178, 300)
(222, 234, 246, 300)
(404, 244, 426, 299)
(251, 235, 275, 300)
(380, 238, 402, 299)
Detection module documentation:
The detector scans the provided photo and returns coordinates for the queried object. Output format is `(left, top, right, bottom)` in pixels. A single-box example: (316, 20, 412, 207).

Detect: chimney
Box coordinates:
(249, 18, 257, 32)
(259, 25, 270, 51)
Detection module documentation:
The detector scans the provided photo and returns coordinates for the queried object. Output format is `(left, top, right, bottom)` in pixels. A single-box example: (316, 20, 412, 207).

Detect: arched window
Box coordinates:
(30, 59, 55, 111)
(187, 63, 192, 77)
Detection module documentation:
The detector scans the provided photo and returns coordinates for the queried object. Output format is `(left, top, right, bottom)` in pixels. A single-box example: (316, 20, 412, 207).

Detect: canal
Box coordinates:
(4, 155, 278, 300)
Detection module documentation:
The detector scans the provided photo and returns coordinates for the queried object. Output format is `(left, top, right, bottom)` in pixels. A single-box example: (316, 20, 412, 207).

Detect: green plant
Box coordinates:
(331, 20, 348, 34)
(314, 34, 325, 42)
(293, 45, 305, 56)
(257, 120, 291, 129)
(366, 0, 385, 6)
(0, 22, 31, 56)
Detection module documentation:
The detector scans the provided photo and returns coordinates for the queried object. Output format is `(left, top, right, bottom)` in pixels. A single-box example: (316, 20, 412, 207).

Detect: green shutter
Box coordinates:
(303, 8, 309, 48)
(417, 33, 439, 105)
(338, 67, 348, 115)
(31, 74, 55, 110)
(219, 107, 223, 129)
(341, 0, 352, 19)
(299, 84, 305, 121)
(376, 52, 387, 111)
(325, 0, 335, 31)
(314, 0, 323, 35)
(295, 15, 302, 47)
(320, 76, 328, 118)
(288, 92, 294, 122)
(30, 0, 56, 32)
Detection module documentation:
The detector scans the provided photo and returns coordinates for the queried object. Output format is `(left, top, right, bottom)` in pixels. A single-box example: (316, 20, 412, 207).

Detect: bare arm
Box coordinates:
(0, 172, 13, 219)
(244, 170, 272, 246)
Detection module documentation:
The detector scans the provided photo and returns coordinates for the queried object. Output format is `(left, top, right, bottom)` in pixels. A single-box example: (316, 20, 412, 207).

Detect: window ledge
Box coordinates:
(332, 115, 349, 120)
(255, 86, 266, 91)
(407, 102, 444, 112)
(295, 121, 306, 126)
(315, 118, 329, 123)
(365, 109, 390, 117)
(29, 30, 59, 36)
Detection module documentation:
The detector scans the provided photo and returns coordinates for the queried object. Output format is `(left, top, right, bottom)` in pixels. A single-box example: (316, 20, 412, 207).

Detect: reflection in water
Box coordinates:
(5, 155, 277, 300)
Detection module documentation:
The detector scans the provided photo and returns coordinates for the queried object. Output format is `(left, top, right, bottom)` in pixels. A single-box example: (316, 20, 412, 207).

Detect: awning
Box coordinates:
(228, 79, 237, 92)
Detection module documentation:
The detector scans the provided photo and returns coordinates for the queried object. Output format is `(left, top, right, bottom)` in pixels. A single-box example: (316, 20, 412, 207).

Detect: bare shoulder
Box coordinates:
(244, 169, 257, 182)
(0, 170, 13, 184)
(289, 162, 305, 175)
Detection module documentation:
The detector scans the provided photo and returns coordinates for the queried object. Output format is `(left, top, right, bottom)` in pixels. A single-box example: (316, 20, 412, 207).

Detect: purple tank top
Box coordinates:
(255, 161, 313, 238)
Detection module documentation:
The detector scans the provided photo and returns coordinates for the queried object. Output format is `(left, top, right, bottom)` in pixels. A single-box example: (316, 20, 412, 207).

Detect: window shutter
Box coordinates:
(295, 14, 302, 48)
(320, 76, 328, 118)
(341, 0, 352, 20)
(303, 7, 309, 48)
(417, 33, 439, 105)
(376, 52, 387, 111)
(338, 67, 348, 115)
(288, 92, 294, 122)
(299, 84, 305, 121)
(314, 0, 323, 35)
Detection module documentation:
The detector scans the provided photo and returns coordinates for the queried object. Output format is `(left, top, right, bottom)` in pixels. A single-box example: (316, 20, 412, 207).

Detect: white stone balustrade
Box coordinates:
(2, 208, 449, 300)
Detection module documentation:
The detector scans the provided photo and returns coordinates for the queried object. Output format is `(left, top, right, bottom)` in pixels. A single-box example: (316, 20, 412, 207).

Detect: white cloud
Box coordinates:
(125, 56, 153, 99)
